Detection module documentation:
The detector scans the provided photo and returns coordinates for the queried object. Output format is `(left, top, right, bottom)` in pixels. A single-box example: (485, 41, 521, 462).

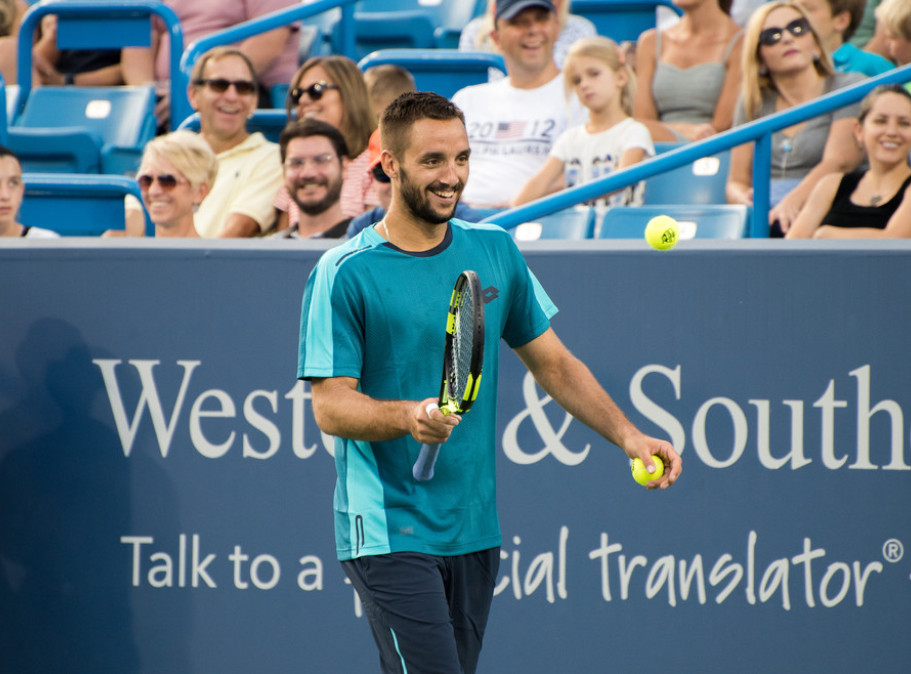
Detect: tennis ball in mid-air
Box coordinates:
(644, 215, 679, 251)
(630, 455, 665, 486)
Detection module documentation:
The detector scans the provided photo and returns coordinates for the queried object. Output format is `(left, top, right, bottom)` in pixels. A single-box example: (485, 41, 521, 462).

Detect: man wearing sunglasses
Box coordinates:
(123, 48, 282, 238)
(273, 120, 351, 240)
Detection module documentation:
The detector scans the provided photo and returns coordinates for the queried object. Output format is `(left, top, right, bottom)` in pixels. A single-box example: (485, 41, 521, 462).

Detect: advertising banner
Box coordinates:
(0, 240, 908, 673)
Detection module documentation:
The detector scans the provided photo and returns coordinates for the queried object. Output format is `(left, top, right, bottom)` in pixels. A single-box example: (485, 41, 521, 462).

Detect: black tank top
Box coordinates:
(822, 170, 911, 229)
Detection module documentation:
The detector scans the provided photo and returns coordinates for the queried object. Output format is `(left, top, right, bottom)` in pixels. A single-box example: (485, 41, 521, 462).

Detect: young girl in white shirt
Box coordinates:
(512, 36, 654, 208)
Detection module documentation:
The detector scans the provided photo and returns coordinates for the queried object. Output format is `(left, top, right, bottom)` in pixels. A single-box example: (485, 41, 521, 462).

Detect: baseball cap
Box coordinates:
(495, 0, 556, 21)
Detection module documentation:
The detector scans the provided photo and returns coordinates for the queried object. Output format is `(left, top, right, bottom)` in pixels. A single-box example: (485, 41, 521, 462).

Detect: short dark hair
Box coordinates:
(279, 118, 350, 163)
(825, 0, 866, 42)
(380, 92, 465, 159)
(0, 144, 19, 163)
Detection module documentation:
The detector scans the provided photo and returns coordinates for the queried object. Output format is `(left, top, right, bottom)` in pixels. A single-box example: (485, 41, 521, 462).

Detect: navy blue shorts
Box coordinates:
(341, 547, 500, 674)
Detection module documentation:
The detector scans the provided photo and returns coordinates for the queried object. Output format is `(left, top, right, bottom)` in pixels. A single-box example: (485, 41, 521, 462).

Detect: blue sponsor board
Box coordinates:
(0, 240, 909, 673)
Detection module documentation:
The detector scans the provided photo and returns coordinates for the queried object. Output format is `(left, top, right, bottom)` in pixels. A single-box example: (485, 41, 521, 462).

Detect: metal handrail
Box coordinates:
(484, 64, 911, 237)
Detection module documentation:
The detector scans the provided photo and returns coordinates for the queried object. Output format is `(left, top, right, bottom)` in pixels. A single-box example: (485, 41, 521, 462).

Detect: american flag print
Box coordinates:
(494, 121, 527, 140)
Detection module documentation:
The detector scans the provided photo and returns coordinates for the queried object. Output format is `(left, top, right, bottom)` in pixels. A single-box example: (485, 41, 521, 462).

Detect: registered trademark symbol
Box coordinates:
(882, 539, 904, 563)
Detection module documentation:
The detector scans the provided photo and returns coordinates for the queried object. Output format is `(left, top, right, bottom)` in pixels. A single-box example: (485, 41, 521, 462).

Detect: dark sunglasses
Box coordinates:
(289, 81, 340, 105)
(193, 78, 257, 96)
(371, 163, 390, 184)
(758, 17, 811, 47)
(137, 174, 186, 190)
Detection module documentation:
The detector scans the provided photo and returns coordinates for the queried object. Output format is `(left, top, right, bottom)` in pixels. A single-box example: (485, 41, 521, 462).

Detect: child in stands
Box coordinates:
(512, 36, 654, 208)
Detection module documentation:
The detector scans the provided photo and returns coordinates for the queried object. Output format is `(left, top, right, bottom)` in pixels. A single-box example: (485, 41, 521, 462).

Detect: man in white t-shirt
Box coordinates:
(451, 0, 582, 208)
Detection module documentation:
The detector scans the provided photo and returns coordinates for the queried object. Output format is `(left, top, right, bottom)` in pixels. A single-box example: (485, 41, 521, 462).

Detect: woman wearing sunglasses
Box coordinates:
(726, 1, 866, 236)
(135, 131, 218, 238)
(274, 56, 377, 233)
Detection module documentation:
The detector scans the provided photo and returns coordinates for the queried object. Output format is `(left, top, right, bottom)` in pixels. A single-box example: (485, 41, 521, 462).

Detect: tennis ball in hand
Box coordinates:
(644, 215, 679, 251)
(630, 455, 665, 486)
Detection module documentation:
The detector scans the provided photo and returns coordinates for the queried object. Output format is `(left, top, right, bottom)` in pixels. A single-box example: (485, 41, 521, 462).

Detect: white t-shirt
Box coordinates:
(550, 118, 655, 208)
(452, 74, 584, 206)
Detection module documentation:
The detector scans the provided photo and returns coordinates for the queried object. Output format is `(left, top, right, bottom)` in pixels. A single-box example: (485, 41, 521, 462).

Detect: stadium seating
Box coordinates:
(497, 207, 597, 241)
(358, 50, 505, 99)
(8, 86, 157, 175)
(598, 205, 750, 239)
(572, 0, 683, 42)
(20, 173, 153, 236)
(644, 142, 732, 206)
(326, 0, 488, 59)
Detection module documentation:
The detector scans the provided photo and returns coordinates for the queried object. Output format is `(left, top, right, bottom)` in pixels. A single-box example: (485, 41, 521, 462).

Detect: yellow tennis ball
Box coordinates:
(644, 215, 679, 251)
(630, 455, 665, 486)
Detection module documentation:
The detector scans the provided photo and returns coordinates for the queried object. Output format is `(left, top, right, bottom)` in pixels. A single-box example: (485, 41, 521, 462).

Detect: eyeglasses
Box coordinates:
(289, 82, 340, 105)
(193, 78, 257, 96)
(371, 163, 390, 184)
(137, 174, 187, 190)
(283, 154, 338, 170)
(758, 17, 811, 47)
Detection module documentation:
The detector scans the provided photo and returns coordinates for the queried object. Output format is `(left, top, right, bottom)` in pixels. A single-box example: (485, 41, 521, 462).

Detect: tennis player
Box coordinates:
(297, 91, 682, 674)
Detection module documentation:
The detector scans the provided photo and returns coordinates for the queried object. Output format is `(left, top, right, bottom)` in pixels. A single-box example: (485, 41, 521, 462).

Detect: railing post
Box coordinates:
(752, 133, 771, 238)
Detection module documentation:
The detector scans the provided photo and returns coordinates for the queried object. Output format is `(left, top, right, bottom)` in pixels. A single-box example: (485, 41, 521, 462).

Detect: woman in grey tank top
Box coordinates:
(634, 0, 744, 142)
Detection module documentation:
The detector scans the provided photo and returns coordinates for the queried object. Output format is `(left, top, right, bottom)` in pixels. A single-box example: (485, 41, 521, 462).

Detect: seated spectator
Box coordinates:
(346, 129, 484, 238)
(273, 119, 351, 239)
(135, 130, 218, 238)
(513, 36, 654, 207)
(32, 15, 123, 86)
(459, 0, 596, 71)
(275, 56, 377, 231)
(122, 47, 281, 238)
(787, 84, 911, 238)
(0, 145, 58, 238)
(799, 0, 894, 76)
(452, 0, 584, 208)
(121, 0, 300, 128)
(875, 0, 911, 76)
(634, 0, 744, 143)
(851, 0, 892, 60)
(363, 64, 415, 120)
(726, 1, 865, 236)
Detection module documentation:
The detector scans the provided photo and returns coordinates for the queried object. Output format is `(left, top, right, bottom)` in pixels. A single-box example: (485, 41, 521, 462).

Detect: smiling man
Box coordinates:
(297, 92, 682, 674)
(274, 119, 351, 239)
(185, 47, 283, 238)
(451, 0, 583, 208)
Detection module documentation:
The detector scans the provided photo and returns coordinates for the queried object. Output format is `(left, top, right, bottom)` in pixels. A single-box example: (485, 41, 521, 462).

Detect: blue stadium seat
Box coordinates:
(358, 50, 505, 99)
(330, 9, 436, 61)
(644, 142, 732, 206)
(9, 86, 157, 175)
(572, 0, 682, 42)
(20, 173, 153, 236)
(178, 109, 290, 144)
(493, 207, 597, 241)
(598, 205, 750, 240)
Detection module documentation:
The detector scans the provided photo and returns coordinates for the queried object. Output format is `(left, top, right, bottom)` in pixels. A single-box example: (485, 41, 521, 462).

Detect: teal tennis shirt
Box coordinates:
(298, 219, 557, 560)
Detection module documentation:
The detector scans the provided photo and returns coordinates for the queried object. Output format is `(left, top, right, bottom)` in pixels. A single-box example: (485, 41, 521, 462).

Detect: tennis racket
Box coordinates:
(412, 270, 485, 481)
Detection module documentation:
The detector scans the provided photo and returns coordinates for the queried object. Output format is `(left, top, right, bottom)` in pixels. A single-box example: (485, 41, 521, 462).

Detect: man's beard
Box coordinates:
(291, 176, 344, 217)
(399, 166, 461, 224)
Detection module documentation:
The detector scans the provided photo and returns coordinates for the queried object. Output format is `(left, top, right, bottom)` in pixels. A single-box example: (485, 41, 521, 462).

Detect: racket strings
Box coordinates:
(448, 290, 476, 402)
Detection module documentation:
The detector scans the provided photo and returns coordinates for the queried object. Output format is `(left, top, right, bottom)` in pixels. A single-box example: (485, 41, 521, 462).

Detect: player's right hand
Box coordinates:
(411, 398, 460, 444)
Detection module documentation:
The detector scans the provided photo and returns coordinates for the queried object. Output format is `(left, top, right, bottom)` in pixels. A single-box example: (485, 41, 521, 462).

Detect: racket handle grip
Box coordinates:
(413, 443, 441, 481)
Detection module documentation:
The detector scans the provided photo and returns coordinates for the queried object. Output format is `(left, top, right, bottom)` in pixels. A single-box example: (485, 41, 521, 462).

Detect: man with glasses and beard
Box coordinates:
(297, 91, 681, 674)
(274, 119, 351, 239)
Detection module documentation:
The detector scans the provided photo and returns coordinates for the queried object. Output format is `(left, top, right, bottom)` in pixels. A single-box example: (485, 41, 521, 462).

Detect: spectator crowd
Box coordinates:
(3, 0, 911, 241)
